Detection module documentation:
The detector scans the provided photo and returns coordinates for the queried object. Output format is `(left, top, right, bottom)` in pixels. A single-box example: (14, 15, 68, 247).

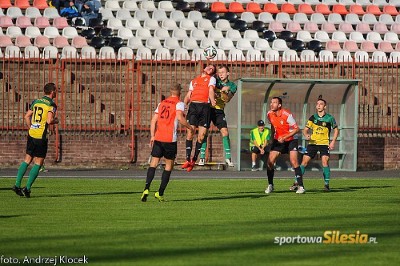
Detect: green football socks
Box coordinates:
(300, 165, 306, 175)
(323, 166, 330, 185)
(26, 164, 41, 190)
(223, 136, 231, 159)
(200, 139, 207, 159)
(15, 161, 29, 187)
(199, 136, 231, 160)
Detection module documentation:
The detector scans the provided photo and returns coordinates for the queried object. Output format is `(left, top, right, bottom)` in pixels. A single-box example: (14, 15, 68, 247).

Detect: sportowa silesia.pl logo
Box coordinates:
(274, 230, 378, 246)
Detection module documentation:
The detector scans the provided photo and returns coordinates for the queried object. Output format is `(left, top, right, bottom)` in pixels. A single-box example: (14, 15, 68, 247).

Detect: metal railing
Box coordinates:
(1, 56, 399, 160)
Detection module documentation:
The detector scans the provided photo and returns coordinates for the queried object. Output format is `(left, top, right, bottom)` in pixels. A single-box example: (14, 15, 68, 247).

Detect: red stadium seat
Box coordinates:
(246, 2, 262, 14)
(366, 5, 382, 15)
(211, 2, 228, 13)
(229, 2, 245, 13)
(33, 0, 49, 10)
(383, 5, 399, 16)
(0, 0, 12, 9)
(263, 3, 280, 14)
(349, 4, 365, 15)
(281, 3, 297, 15)
(315, 4, 331, 15)
(15, 0, 31, 9)
(332, 4, 348, 15)
(298, 4, 314, 15)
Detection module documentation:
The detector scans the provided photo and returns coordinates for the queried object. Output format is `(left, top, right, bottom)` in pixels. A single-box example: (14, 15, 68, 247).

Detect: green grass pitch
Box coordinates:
(1, 177, 399, 266)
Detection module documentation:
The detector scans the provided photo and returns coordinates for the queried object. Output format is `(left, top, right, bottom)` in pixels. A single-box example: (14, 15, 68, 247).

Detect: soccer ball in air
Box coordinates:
(203, 46, 217, 59)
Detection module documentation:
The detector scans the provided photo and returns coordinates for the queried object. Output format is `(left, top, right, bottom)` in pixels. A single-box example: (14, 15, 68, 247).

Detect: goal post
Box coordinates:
(225, 78, 360, 171)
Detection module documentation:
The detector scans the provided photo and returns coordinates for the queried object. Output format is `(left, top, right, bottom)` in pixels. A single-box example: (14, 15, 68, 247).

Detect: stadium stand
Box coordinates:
(0, 0, 397, 64)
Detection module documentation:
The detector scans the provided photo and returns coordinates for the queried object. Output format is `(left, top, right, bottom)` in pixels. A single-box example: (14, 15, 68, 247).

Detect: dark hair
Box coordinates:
(317, 98, 327, 105)
(44, 83, 57, 94)
(272, 96, 282, 105)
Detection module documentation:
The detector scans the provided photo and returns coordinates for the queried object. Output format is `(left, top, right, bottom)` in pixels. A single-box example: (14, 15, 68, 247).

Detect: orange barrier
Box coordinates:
(0, 57, 399, 161)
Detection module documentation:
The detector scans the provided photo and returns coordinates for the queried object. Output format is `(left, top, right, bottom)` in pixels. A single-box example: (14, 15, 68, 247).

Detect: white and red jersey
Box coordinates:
(267, 108, 299, 141)
(154, 96, 185, 142)
(189, 74, 216, 103)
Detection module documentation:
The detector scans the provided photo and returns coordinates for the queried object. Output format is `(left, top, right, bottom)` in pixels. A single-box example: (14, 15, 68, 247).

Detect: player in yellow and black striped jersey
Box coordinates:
(12, 83, 59, 198)
(296, 98, 339, 192)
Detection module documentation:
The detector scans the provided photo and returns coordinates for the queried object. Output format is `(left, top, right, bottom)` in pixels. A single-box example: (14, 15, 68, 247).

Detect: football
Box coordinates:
(203, 46, 218, 59)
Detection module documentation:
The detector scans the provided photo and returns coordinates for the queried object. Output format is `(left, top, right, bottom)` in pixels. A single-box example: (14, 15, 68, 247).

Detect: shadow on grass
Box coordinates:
(177, 184, 396, 200)
(325, 185, 394, 193)
(0, 215, 25, 219)
(173, 192, 266, 202)
(37, 191, 138, 198)
(0, 186, 46, 191)
(81, 230, 400, 264)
